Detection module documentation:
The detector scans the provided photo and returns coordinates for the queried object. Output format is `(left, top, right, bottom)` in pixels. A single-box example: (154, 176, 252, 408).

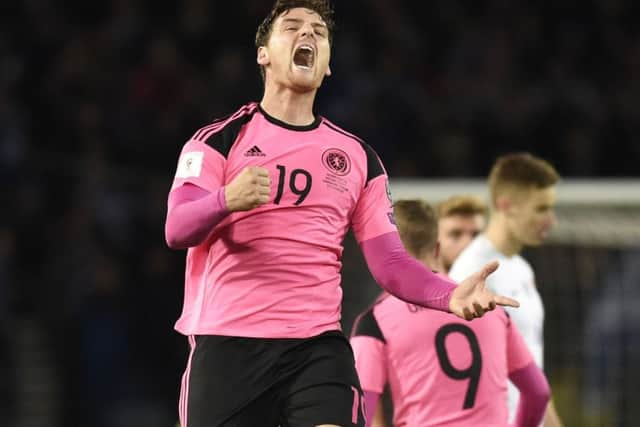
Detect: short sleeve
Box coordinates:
(350, 308, 388, 393)
(350, 335, 387, 394)
(171, 140, 226, 193)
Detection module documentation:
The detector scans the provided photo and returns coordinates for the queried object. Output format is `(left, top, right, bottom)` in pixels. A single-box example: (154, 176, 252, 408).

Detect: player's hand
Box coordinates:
(449, 261, 519, 320)
(224, 166, 271, 212)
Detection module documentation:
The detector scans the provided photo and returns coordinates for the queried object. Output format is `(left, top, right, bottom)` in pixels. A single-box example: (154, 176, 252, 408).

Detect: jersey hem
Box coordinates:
(174, 322, 342, 339)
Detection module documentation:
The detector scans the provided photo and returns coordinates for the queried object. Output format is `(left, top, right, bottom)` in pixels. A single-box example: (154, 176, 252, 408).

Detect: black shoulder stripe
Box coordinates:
(194, 103, 255, 141)
(204, 111, 255, 158)
(360, 142, 385, 184)
(193, 114, 233, 140)
(322, 122, 385, 185)
(351, 308, 386, 343)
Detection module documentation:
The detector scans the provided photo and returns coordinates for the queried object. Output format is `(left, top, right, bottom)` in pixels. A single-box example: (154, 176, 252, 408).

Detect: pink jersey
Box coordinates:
(169, 103, 397, 338)
(350, 294, 534, 427)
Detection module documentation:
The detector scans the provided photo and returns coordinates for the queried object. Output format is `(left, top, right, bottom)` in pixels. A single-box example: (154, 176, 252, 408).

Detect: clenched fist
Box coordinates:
(225, 166, 271, 211)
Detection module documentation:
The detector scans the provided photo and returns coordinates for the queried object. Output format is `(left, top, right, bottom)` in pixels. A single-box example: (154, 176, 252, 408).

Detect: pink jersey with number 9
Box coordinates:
(350, 294, 534, 426)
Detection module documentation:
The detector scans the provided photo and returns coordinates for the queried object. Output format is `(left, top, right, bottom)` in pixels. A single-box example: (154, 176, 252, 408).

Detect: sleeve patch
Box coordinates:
(175, 151, 204, 178)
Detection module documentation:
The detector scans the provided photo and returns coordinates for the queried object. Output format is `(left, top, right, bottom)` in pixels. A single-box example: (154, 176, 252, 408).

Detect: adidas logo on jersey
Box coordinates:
(244, 145, 266, 157)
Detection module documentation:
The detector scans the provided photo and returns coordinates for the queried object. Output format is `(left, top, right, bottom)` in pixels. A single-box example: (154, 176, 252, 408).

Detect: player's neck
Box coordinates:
(260, 83, 317, 126)
(485, 218, 522, 257)
(422, 253, 443, 275)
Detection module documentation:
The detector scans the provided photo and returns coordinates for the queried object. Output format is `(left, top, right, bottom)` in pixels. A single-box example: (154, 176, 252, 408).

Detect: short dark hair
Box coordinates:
(255, 0, 335, 81)
(393, 199, 439, 259)
(488, 152, 560, 206)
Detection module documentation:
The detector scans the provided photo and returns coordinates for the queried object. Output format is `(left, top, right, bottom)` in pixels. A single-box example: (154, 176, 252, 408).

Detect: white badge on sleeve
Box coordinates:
(175, 151, 204, 178)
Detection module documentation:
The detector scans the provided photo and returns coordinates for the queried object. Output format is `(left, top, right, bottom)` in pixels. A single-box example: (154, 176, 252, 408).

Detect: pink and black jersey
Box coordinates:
(169, 102, 397, 338)
(350, 294, 534, 427)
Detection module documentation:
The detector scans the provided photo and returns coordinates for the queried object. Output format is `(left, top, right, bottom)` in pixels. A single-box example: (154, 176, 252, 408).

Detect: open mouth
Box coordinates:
(293, 45, 315, 69)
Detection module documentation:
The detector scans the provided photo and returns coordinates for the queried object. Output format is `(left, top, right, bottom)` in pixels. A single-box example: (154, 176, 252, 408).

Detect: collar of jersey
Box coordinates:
(258, 104, 322, 131)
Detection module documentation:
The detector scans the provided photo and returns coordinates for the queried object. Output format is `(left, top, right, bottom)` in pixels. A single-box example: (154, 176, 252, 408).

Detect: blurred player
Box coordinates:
(449, 152, 564, 426)
(366, 194, 487, 425)
(436, 195, 487, 274)
(350, 200, 550, 427)
(164, 1, 518, 426)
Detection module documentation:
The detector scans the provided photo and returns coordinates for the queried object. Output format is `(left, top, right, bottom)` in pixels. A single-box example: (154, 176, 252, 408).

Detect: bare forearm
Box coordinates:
(543, 400, 563, 427)
(363, 390, 381, 427)
(371, 400, 387, 427)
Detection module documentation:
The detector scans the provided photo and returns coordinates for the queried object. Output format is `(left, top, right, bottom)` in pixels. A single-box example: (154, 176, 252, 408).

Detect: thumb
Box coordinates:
(480, 260, 499, 280)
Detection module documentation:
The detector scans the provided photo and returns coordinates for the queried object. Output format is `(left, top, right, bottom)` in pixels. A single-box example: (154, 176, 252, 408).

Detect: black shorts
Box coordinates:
(179, 330, 365, 427)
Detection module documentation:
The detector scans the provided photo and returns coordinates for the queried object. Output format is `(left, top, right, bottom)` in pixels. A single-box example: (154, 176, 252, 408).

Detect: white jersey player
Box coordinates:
(449, 153, 564, 427)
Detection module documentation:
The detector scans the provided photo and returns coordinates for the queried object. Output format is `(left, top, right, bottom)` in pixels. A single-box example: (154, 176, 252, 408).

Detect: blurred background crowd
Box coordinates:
(1, 0, 639, 426)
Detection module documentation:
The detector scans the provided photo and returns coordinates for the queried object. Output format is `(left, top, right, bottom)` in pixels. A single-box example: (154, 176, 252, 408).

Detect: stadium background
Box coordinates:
(1, 1, 638, 426)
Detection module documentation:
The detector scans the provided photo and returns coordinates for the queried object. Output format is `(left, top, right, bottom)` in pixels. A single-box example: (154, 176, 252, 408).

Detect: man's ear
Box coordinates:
(325, 63, 332, 77)
(496, 195, 512, 214)
(257, 47, 269, 66)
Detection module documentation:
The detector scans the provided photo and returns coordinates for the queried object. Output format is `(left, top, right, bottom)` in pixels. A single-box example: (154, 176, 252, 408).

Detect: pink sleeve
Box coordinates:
(363, 390, 381, 427)
(506, 312, 534, 373)
(360, 232, 456, 311)
(509, 362, 551, 427)
(351, 175, 397, 243)
(350, 336, 387, 394)
(164, 183, 229, 249)
(170, 139, 225, 193)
